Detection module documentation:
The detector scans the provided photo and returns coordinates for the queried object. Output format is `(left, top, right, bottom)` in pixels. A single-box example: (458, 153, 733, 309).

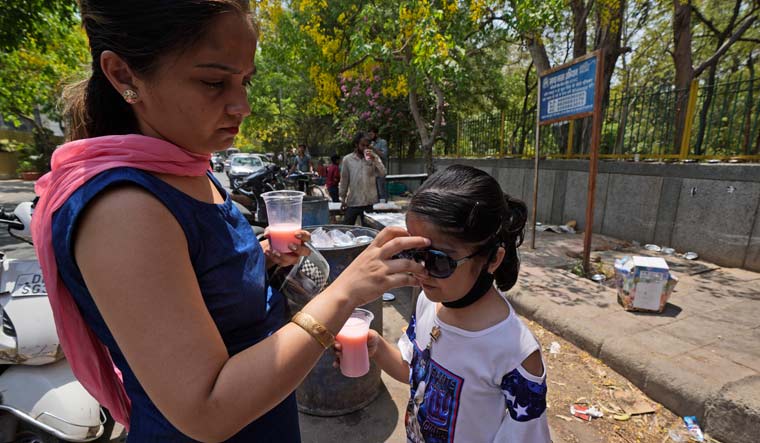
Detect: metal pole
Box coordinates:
(531, 79, 541, 250)
(583, 50, 605, 274)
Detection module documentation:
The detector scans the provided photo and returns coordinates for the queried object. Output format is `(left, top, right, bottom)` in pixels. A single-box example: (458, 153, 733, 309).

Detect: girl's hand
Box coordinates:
(262, 230, 311, 268)
(329, 226, 429, 308)
(333, 329, 381, 368)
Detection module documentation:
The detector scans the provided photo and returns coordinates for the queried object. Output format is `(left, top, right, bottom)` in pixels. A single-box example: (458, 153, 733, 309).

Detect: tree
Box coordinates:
(671, 0, 758, 152)
(0, 0, 78, 52)
(286, 0, 567, 173)
(691, 0, 759, 154)
(0, 14, 88, 171)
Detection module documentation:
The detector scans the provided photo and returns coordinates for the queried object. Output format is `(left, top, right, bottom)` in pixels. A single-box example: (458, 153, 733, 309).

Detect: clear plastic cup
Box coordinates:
(261, 190, 304, 253)
(336, 308, 375, 378)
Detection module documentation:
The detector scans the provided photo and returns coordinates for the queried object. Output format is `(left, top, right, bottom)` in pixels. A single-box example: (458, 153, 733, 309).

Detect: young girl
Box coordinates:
(339, 164, 551, 442)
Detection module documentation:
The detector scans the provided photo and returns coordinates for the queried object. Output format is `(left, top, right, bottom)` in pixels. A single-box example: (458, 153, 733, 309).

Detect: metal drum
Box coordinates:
(301, 196, 330, 227)
(293, 225, 383, 416)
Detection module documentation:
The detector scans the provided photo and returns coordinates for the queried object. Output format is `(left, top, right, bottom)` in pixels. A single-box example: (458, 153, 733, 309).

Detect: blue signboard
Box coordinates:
(539, 55, 597, 124)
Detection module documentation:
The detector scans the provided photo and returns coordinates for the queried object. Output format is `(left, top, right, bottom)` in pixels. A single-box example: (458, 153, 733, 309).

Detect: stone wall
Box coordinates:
(387, 158, 760, 271)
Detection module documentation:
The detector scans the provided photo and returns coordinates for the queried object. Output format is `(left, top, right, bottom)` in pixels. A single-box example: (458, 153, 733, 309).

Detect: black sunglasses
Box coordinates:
(394, 241, 498, 279)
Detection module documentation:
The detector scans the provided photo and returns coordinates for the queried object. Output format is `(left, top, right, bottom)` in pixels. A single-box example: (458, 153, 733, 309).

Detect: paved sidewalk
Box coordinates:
(507, 230, 760, 443)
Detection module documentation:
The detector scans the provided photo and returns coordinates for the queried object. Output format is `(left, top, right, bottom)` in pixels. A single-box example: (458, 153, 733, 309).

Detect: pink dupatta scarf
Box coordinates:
(31, 134, 211, 428)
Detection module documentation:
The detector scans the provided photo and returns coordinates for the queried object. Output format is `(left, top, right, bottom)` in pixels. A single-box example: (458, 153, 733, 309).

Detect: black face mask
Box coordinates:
(442, 267, 495, 309)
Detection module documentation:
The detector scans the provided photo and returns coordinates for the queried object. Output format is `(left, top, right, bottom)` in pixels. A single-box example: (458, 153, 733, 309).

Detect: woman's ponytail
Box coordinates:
(61, 78, 90, 141)
(62, 66, 137, 141)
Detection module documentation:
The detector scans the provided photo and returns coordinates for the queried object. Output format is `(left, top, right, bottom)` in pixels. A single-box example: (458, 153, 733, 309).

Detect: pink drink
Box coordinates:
(268, 223, 301, 253)
(337, 316, 372, 378)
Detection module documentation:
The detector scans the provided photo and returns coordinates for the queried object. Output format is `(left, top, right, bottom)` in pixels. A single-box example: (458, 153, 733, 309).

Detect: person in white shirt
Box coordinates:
(336, 164, 551, 442)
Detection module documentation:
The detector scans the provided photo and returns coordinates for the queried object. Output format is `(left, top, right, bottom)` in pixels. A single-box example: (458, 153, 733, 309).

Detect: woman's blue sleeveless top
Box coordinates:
(52, 168, 300, 442)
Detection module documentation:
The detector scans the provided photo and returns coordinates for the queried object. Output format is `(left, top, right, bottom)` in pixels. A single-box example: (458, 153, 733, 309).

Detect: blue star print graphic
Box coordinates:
(500, 368, 547, 422)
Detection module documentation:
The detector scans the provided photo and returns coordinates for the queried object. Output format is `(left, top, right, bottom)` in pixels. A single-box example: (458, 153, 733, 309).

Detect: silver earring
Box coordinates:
(122, 89, 139, 104)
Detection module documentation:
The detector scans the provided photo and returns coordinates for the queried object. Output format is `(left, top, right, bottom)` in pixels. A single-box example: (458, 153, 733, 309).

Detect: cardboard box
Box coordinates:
(614, 256, 677, 313)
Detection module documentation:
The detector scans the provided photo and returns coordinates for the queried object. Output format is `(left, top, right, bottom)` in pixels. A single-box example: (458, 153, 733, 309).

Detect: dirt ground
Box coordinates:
(530, 319, 713, 443)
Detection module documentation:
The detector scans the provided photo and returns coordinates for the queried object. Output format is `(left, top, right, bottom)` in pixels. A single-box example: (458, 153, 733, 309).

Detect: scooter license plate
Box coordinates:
(12, 273, 47, 297)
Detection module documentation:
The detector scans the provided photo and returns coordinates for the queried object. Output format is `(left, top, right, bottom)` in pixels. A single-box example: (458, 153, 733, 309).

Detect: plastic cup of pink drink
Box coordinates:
(337, 308, 375, 378)
(261, 190, 304, 253)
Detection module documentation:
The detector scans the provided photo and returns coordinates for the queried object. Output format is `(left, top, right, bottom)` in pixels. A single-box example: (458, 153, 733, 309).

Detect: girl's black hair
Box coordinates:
(409, 164, 528, 291)
(330, 154, 340, 164)
(63, 0, 253, 141)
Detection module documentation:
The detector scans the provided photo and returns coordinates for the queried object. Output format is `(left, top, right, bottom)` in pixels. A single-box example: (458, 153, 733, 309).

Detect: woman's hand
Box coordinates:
(262, 230, 311, 268)
(333, 329, 381, 369)
(328, 226, 429, 308)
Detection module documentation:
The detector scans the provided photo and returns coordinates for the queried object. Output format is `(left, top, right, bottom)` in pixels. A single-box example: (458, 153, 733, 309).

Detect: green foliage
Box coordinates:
(0, 138, 27, 153)
(16, 158, 37, 173)
(0, 0, 78, 52)
(8, 127, 57, 173)
(0, 15, 89, 126)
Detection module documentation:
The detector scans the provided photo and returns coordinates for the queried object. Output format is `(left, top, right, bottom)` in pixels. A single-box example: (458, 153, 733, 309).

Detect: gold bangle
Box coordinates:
(291, 311, 335, 349)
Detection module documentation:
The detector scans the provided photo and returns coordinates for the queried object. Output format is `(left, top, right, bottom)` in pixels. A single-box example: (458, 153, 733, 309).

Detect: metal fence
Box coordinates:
(392, 76, 760, 161)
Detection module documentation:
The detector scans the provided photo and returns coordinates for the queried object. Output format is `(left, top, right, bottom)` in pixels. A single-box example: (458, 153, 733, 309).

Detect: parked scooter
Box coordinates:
(0, 202, 105, 443)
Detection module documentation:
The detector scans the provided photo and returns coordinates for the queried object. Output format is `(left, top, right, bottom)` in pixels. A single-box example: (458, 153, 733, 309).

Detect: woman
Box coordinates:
(338, 132, 386, 226)
(32, 2, 428, 441)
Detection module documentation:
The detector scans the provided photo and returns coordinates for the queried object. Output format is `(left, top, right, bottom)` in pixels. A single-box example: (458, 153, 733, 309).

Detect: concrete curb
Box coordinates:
(507, 285, 760, 443)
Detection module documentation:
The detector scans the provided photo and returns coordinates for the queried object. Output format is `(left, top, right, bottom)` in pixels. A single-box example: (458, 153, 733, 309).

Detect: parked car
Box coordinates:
(250, 153, 274, 167)
(221, 147, 242, 174)
(227, 154, 265, 190)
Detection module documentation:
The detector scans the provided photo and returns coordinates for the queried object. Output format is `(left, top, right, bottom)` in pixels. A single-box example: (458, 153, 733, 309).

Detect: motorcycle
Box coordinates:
(232, 164, 286, 225)
(0, 202, 106, 443)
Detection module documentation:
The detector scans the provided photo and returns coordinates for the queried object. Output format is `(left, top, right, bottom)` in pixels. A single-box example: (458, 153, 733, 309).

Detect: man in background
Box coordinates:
(340, 132, 386, 225)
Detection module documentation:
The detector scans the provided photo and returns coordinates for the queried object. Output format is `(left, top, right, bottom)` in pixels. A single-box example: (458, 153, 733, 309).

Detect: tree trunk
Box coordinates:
(525, 33, 551, 75)
(694, 64, 718, 155)
(513, 62, 534, 155)
(672, 0, 694, 152)
(579, 0, 625, 156)
(567, 0, 590, 155)
(744, 53, 755, 155)
(407, 66, 445, 175)
(406, 136, 418, 160)
(595, 0, 626, 112)
(571, 0, 588, 58)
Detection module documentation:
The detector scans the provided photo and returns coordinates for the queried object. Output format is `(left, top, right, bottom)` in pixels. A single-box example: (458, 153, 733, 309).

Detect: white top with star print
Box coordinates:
(398, 291, 552, 443)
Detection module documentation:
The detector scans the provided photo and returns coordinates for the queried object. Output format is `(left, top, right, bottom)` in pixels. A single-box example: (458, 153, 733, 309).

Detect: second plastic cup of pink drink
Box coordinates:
(261, 190, 304, 253)
(337, 308, 375, 378)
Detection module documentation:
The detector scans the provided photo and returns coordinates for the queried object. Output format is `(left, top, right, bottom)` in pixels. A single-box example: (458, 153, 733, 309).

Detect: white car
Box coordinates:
(250, 153, 274, 167)
(227, 154, 265, 188)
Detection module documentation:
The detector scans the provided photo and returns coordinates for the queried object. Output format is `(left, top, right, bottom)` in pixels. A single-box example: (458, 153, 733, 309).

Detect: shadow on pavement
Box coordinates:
(299, 383, 400, 443)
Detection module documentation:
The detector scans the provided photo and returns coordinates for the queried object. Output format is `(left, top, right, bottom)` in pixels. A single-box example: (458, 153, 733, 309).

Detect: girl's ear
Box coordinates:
(488, 246, 506, 274)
